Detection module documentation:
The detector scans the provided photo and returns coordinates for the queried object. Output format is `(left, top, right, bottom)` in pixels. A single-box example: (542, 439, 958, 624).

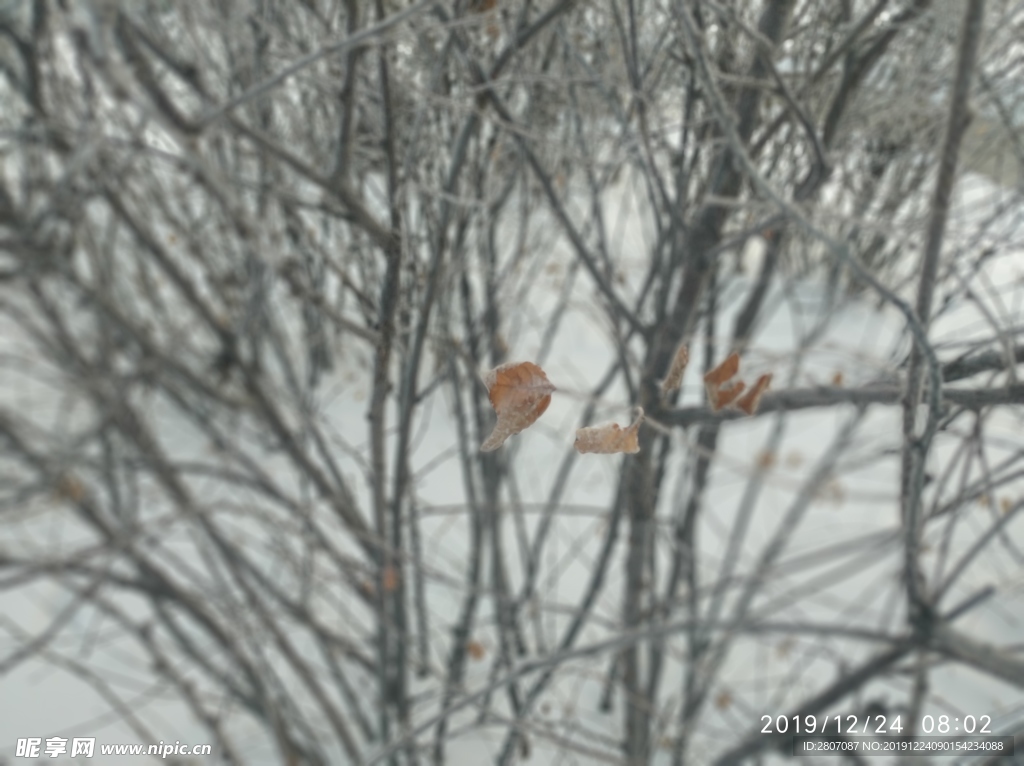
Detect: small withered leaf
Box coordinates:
(54, 474, 86, 503)
(703, 351, 740, 388)
(735, 373, 772, 415)
(574, 408, 645, 454)
(660, 342, 690, 394)
(480, 361, 555, 451)
(382, 565, 400, 593)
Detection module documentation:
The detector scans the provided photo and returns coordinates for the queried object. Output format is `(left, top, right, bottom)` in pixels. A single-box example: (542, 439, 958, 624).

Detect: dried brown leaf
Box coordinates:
(574, 408, 645, 454)
(734, 373, 772, 415)
(54, 474, 86, 503)
(660, 343, 690, 394)
(480, 361, 555, 452)
(382, 565, 400, 593)
(703, 351, 740, 388)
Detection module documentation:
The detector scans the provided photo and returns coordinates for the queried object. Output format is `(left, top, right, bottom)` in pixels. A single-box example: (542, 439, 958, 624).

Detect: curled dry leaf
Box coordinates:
(708, 379, 745, 412)
(703, 351, 740, 388)
(660, 342, 689, 394)
(704, 351, 742, 412)
(735, 373, 772, 415)
(466, 640, 486, 660)
(574, 407, 645, 454)
(480, 361, 555, 452)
